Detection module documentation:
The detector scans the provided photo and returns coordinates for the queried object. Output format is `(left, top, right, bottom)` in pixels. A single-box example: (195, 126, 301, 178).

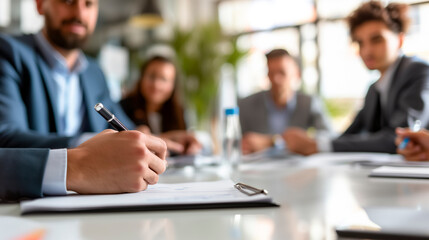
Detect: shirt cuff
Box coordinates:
(42, 149, 67, 196)
(315, 135, 333, 152)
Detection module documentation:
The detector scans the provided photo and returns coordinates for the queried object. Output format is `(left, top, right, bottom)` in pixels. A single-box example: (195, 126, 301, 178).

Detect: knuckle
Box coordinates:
(129, 180, 145, 192)
(129, 130, 146, 142)
(160, 162, 167, 173)
(135, 161, 146, 175)
(150, 174, 159, 185)
(134, 144, 148, 158)
(139, 181, 148, 191)
(158, 137, 167, 151)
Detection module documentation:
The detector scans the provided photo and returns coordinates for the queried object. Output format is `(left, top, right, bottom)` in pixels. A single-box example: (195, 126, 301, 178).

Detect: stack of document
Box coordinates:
(370, 166, 429, 179)
(21, 180, 278, 215)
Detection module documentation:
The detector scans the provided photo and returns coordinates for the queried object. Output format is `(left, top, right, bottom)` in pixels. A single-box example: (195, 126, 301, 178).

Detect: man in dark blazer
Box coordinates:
(0, 0, 134, 148)
(239, 49, 333, 154)
(284, 1, 429, 155)
(0, 130, 167, 201)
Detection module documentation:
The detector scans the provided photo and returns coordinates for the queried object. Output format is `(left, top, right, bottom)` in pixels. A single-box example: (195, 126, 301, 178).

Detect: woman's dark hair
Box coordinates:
(347, 1, 411, 35)
(125, 56, 186, 132)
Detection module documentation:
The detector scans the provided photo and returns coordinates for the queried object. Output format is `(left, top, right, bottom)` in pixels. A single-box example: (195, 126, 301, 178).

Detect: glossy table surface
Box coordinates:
(2, 153, 429, 240)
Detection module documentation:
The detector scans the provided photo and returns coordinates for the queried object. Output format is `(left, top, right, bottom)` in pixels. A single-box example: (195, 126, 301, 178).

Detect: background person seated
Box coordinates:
(120, 56, 201, 156)
(283, 1, 429, 155)
(238, 49, 333, 155)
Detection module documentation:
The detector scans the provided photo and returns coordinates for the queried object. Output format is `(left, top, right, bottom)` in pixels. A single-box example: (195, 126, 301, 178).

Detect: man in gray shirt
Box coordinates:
(239, 49, 333, 154)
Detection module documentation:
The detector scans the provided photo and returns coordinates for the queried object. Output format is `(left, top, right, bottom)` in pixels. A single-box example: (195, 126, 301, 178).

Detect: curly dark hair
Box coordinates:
(347, 1, 411, 35)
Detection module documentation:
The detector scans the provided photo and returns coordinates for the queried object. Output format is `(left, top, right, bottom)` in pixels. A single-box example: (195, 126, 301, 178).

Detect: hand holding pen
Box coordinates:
(398, 119, 421, 150)
(63, 103, 168, 195)
(396, 122, 429, 161)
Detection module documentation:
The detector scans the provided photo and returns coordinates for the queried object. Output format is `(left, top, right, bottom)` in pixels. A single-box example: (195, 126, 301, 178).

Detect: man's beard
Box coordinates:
(44, 12, 90, 50)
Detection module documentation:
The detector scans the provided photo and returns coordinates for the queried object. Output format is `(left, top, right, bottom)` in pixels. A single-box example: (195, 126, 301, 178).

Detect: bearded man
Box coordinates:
(0, 0, 135, 148)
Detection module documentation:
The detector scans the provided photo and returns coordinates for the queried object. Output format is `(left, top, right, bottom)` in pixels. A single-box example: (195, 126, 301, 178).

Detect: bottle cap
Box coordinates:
(225, 107, 239, 115)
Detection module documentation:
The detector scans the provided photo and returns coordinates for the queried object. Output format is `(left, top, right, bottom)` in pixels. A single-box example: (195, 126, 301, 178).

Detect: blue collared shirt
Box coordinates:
(35, 32, 89, 196)
(264, 91, 297, 134)
(35, 32, 87, 136)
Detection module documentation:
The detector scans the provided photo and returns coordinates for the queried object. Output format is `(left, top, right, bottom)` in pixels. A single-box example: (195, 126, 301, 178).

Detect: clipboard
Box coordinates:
(335, 207, 429, 240)
(20, 180, 279, 215)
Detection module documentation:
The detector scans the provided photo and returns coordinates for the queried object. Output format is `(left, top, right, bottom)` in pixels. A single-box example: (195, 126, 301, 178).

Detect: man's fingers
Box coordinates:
(395, 137, 403, 146)
(144, 134, 168, 159)
(143, 169, 160, 185)
(398, 143, 425, 161)
(137, 179, 149, 192)
(146, 150, 167, 175)
(402, 143, 421, 155)
(405, 152, 427, 161)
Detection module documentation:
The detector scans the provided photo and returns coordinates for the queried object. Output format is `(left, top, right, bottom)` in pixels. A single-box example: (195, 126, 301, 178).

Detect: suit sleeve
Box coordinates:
(0, 148, 49, 201)
(333, 63, 429, 153)
(0, 35, 74, 148)
(332, 128, 397, 153)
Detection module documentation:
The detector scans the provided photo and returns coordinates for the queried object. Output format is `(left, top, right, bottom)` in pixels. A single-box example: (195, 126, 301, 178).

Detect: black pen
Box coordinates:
(94, 103, 128, 131)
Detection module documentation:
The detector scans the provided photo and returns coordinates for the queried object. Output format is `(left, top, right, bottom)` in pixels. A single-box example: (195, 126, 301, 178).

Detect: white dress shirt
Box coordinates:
(35, 32, 90, 196)
(35, 32, 87, 136)
(42, 149, 68, 195)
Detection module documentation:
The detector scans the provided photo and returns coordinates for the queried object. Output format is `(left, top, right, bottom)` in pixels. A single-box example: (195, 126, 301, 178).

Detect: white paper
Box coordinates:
(370, 166, 429, 178)
(300, 152, 406, 167)
(21, 180, 272, 214)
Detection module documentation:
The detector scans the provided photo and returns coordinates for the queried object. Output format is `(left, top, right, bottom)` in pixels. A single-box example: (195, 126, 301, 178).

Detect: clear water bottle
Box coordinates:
(223, 107, 242, 168)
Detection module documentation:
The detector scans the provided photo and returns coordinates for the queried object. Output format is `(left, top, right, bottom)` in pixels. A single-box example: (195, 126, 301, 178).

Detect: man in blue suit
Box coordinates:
(0, 0, 134, 148)
(0, 130, 168, 201)
(0, 0, 169, 201)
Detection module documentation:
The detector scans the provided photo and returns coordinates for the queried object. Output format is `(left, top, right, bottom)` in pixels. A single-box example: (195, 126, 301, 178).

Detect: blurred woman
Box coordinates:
(121, 56, 201, 155)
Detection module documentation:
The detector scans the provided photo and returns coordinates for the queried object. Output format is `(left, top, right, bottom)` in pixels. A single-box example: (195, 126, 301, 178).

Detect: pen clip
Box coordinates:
(234, 183, 268, 196)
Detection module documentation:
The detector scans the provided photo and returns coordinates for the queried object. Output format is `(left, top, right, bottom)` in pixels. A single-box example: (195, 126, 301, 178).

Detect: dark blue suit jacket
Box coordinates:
(0, 34, 135, 148)
(332, 56, 429, 153)
(0, 148, 49, 201)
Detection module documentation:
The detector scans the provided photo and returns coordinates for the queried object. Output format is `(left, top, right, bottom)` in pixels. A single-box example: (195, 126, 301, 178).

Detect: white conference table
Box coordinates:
(2, 153, 429, 240)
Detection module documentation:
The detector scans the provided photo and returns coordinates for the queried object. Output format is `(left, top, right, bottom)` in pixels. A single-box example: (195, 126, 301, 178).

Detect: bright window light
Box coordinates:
(0, 0, 11, 27)
(20, 0, 44, 33)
